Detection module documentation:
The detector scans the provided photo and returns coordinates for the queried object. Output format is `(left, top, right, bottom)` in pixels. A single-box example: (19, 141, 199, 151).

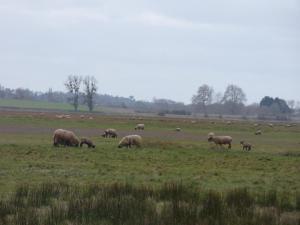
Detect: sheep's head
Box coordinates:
(240, 141, 244, 145)
(208, 136, 214, 142)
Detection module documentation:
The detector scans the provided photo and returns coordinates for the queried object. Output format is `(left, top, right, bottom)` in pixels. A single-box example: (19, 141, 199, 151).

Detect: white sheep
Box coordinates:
(135, 124, 145, 130)
(208, 133, 232, 149)
(118, 135, 142, 148)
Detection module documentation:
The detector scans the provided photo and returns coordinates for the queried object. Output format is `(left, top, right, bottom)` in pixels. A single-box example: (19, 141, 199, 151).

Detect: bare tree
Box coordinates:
(83, 76, 98, 112)
(223, 84, 246, 104)
(287, 100, 295, 110)
(222, 84, 246, 114)
(64, 75, 82, 111)
(192, 84, 214, 116)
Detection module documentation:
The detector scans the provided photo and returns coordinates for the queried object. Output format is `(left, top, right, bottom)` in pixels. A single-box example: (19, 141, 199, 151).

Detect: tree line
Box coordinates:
(0, 79, 298, 120)
(191, 84, 297, 120)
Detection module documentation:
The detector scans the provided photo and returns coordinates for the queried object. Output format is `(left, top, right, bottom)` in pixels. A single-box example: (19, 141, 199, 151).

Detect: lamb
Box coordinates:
(80, 137, 95, 148)
(53, 129, 80, 147)
(255, 130, 262, 135)
(118, 135, 142, 148)
(240, 141, 252, 151)
(135, 124, 145, 130)
(101, 128, 118, 138)
(208, 134, 232, 149)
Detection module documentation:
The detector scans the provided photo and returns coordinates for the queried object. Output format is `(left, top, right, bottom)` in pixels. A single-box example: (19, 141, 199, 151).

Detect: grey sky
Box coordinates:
(0, 0, 299, 104)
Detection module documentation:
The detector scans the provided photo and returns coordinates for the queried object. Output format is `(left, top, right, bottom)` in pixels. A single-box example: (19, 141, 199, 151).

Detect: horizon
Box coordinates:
(0, 0, 299, 104)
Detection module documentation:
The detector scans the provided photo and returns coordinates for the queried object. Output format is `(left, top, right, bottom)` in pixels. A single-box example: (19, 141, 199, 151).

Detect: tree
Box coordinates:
(222, 84, 246, 114)
(260, 96, 274, 108)
(83, 76, 98, 112)
(64, 75, 82, 111)
(223, 84, 246, 104)
(192, 84, 214, 115)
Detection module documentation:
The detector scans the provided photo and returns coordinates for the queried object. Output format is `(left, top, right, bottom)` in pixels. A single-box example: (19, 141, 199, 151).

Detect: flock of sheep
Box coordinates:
(52, 119, 296, 151)
(53, 123, 145, 149)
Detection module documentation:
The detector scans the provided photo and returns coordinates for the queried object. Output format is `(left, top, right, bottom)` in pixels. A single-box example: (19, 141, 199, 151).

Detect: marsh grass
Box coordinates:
(0, 182, 299, 225)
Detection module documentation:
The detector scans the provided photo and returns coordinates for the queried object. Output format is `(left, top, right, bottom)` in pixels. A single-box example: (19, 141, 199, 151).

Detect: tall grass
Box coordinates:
(0, 182, 299, 225)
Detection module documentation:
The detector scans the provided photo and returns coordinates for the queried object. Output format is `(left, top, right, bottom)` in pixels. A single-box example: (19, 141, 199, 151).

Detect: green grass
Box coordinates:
(0, 98, 89, 111)
(0, 113, 299, 224)
(0, 114, 299, 195)
(0, 182, 299, 225)
(0, 99, 137, 114)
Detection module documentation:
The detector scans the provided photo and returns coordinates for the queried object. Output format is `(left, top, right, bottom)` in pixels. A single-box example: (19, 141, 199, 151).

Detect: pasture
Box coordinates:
(0, 111, 299, 224)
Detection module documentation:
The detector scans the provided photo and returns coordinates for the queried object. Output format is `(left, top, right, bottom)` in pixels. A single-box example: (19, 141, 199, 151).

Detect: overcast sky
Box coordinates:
(0, 0, 299, 104)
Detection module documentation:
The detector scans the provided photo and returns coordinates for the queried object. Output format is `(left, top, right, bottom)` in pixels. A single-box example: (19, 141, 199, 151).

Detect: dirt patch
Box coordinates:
(0, 124, 206, 142)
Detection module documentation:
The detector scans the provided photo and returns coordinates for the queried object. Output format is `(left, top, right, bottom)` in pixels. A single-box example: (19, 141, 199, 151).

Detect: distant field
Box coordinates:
(0, 99, 137, 115)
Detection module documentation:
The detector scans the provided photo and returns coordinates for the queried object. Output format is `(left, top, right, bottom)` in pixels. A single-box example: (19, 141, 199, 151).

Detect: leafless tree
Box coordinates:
(192, 84, 214, 116)
(222, 84, 246, 114)
(64, 75, 82, 111)
(83, 76, 98, 112)
(287, 100, 295, 110)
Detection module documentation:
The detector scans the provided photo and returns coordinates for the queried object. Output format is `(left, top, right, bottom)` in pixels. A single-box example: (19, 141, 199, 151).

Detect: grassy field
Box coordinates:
(0, 111, 299, 224)
(0, 99, 136, 115)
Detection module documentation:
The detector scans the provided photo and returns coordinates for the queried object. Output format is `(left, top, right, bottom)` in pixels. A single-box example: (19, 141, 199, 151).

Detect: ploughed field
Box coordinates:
(0, 111, 300, 225)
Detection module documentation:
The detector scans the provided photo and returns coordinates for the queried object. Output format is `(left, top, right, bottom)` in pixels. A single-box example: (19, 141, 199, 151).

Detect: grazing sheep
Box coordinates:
(240, 141, 252, 151)
(118, 135, 142, 148)
(80, 138, 95, 148)
(175, 128, 181, 132)
(53, 129, 79, 147)
(255, 130, 262, 135)
(208, 134, 232, 149)
(135, 124, 145, 130)
(226, 121, 232, 125)
(80, 115, 85, 119)
(268, 123, 274, 128)
(101, 128, 118, 138)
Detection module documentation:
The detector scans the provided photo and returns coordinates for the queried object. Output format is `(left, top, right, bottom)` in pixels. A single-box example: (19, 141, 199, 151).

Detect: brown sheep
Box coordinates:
(101, 128, 118, 138)
(208, 134, 232, 149)
(118, 135, 142, 148)
(53, 129, 80, 147)
(80, 138, 95, 148)
(255, 130, 262, 135)
(240, 141, 252, 151)
(135, 124, 145, 130)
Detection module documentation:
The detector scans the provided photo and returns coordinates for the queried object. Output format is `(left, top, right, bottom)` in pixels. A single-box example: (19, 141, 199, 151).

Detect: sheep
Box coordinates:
(135, 124, 145, 130)
(80, 115, 85, 119)
(226, 121, 232, 125)
(118, 135, 142, 148)
(208, 134, 232, 149)
(240, 141, 252, 151)
(268, 123, 274, 128)
(80, 137, 95, 148)
(101, 128, 118, 138)
(175, 128, 181, 132)
(255, 130, 262, 135)
(53, 129, 80, 147)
